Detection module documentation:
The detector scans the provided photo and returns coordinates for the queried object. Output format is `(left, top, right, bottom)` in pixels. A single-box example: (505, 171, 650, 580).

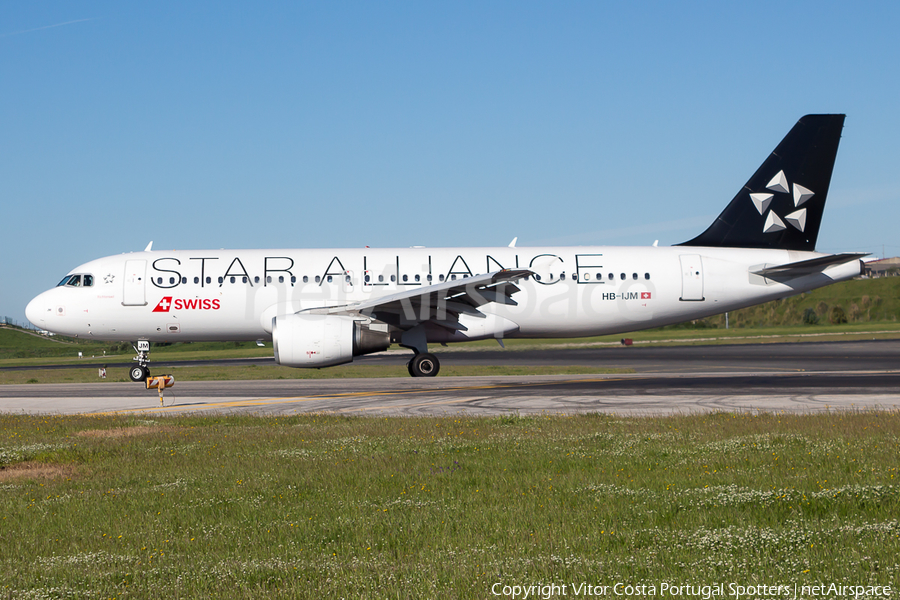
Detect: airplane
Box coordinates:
(26, 114, 865, 381)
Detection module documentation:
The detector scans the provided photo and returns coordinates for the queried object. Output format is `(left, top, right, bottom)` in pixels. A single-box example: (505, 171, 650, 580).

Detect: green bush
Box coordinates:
(829, 306, 848, 324)
(801, 308, 819, 325)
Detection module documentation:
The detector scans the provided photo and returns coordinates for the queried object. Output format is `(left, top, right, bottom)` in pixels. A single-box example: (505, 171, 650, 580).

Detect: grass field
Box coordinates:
(0, 412, 897, 598)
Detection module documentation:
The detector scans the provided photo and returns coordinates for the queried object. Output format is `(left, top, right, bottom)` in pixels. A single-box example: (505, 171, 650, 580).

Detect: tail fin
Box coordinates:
(680, 114, 845, 251)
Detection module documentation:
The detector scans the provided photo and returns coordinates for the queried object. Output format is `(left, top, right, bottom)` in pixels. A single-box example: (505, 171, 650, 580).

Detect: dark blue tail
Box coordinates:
(680, 114, 845, 251)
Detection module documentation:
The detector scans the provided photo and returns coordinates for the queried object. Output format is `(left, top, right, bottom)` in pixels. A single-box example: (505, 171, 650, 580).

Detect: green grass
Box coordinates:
(0, 412, 897, 598)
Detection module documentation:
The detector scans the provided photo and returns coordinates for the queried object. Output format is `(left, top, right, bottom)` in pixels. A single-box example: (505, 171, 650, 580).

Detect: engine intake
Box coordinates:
(272, 314, 390, 368)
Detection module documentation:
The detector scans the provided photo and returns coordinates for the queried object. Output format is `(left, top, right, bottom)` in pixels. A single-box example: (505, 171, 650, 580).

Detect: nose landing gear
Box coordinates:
(129, 340, 151, 382)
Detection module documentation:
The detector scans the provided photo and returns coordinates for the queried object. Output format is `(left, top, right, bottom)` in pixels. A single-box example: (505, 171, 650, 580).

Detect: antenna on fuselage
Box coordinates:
(144, 241, 153, 252)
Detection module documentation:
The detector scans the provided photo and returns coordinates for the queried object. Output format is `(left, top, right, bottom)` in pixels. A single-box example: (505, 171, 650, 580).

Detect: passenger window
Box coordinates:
(278, 276, 284, 283)
(402, 274, 408, 282)
(378, 275, 384, 282)
(390, 275, 396, 282)
(632, 273, 638, 280)
(303, 276, 308, 283)
(315, 276, 321, 283)
(644, 273, 650, 280)
(415, 274, 421, 282)
(218, 277, 224, 284)
(345, 275, 351, 283)
(194, 277, 200, 284)
(255, 276, 260, 284)
(608, 273, 614, 281)
(620, 273, 626, 280)
(266, 276, 272, 284)
(171, 277, 177, 284)
(181, 277, 187, 284)
(327, 276, 333, 283)
(439, 275, 445, 282)
(365, 275, 371, 283)
(426, 275, 432, 282)
(206, 277, 212, 284)
(290, 276, 296, 284)
(230, 277, 236, 284)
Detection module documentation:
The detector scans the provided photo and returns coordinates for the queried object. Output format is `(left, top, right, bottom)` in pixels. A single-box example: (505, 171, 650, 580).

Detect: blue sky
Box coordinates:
(3, 2, 899, 325)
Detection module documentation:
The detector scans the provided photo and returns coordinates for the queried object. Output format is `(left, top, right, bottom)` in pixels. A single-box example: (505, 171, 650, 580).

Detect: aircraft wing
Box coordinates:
(751, 253, 868, 279)
(320, 269, 533, 331)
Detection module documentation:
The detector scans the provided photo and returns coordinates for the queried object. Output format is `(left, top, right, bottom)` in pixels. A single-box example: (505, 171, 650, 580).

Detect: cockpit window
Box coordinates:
(56, 274, 93, 288)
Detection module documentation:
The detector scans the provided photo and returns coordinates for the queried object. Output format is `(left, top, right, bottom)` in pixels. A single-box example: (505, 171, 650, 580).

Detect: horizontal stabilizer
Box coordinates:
(752, 253, 867, 279)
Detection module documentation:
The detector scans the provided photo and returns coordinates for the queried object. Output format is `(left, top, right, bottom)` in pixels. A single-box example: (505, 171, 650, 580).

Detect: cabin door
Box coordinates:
(679, 254, 705, 301)
(122, 260, 147, 306)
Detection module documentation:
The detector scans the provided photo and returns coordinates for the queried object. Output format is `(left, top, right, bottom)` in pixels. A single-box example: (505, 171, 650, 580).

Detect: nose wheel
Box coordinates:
(129, 365, 150, 382)
(407, 353, 440, 377)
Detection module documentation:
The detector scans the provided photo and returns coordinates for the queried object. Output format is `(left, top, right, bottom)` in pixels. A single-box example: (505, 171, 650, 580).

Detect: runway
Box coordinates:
(2, 340, 899, 417)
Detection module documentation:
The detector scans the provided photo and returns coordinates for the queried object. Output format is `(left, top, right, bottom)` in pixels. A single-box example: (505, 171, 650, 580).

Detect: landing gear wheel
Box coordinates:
(408, 353, 440, 377)
(129, 365, 149, 382)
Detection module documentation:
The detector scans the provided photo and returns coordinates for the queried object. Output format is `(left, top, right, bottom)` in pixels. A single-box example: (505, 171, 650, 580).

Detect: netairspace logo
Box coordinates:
(489, 581, 893, 600)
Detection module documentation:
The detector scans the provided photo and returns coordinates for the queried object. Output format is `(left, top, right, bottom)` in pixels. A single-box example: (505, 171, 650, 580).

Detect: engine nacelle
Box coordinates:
(272, 313, 390, 368)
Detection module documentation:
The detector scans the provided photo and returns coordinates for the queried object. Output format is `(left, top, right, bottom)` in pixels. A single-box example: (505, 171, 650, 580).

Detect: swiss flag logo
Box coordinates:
(152, 297, 173, 312)
(641, 292, 652, 300)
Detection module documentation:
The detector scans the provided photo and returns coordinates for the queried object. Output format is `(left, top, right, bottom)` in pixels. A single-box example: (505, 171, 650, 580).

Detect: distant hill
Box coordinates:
(659, 276, 900, 330)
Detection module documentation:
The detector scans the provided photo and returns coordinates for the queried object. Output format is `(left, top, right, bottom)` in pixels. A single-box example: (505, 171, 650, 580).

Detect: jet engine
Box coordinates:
(272, 313, 390, 368)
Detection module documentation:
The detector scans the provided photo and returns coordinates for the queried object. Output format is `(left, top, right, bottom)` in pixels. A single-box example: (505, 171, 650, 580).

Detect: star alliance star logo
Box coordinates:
(104, 273, 115, 284)
(750, 170, 812, 234)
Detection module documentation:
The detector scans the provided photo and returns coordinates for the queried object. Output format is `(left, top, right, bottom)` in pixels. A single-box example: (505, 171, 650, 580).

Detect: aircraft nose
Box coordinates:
(25, 293, 49, 328)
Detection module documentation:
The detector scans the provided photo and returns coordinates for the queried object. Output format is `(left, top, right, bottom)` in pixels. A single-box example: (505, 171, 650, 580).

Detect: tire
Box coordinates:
(129, 365, 148, 382)
(408, 353, 440, 377)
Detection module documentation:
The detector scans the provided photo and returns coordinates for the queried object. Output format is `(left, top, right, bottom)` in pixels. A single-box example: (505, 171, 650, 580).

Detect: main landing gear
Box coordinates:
(399, 327, 440, 377)
(129, 340, 151, 382)
(407, 352, 440, 378)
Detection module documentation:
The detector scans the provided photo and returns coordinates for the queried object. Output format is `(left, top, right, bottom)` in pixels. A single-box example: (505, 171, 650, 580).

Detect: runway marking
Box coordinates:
(92, 376, 632, 415)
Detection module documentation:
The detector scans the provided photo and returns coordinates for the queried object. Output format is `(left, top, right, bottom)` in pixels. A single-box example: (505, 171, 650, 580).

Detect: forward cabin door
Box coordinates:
(122, 260, 147, 306)
(679, 254, 705, 301)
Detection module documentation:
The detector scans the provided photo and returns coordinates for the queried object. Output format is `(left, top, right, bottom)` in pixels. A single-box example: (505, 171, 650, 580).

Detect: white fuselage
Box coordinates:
(26, 245, 860, 344)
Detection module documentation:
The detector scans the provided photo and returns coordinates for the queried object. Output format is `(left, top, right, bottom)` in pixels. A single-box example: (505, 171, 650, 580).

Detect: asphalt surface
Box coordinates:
(1, 340, 898, 416)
